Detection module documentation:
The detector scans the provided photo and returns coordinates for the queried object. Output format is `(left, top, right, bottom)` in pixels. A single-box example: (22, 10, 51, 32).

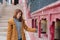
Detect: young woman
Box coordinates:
(7, 9, 36, 40)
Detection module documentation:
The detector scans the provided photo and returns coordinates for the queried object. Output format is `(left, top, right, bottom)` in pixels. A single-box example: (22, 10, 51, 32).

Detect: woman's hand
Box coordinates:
(35, 28, 38, 33)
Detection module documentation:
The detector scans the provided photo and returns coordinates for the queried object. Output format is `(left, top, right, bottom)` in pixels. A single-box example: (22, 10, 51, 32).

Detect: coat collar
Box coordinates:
(11, 18, 25, 25)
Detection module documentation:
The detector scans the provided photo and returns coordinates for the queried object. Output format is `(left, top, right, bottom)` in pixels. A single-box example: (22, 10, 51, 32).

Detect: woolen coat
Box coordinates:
(7, 18, 36, 40)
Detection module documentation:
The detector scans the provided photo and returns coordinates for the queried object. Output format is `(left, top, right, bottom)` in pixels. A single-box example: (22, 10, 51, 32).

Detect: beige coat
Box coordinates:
(7, 18, 36, 40)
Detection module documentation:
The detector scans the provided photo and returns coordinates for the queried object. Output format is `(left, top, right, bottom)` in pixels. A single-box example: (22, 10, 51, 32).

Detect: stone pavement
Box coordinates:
(0, 36, 6, 40)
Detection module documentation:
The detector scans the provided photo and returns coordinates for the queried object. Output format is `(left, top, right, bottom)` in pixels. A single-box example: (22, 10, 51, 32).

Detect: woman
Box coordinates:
(7, 9, 36, 40)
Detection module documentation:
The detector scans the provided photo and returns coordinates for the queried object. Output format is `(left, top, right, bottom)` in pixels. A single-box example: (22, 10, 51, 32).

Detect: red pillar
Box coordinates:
(38, 16, 41, 38)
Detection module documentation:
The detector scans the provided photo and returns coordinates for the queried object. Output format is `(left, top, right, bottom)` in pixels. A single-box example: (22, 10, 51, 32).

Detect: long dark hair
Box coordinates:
(13, 9, 23, 22)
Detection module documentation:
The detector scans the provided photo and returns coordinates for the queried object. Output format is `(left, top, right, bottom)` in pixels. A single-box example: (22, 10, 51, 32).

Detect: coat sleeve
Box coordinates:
(7, 20, 13, 40)
(23, 20, 36, 32)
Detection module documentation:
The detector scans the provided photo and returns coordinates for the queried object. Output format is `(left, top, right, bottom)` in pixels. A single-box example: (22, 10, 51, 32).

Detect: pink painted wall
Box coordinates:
(22, 0, 60, 40)
(26, 2, 60, 40)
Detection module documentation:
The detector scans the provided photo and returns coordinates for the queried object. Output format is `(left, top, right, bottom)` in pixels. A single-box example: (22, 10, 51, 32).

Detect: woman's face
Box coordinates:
(17, 12, 21, 19)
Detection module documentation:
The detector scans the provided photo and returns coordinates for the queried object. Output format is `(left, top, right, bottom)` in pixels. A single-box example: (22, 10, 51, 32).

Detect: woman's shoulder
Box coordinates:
(8, 18, 14, 23)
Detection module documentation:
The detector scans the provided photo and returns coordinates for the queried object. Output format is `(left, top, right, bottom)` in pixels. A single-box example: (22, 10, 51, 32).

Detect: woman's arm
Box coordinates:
(23, 20, 36, 32)
(7, 20, 13, 40)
